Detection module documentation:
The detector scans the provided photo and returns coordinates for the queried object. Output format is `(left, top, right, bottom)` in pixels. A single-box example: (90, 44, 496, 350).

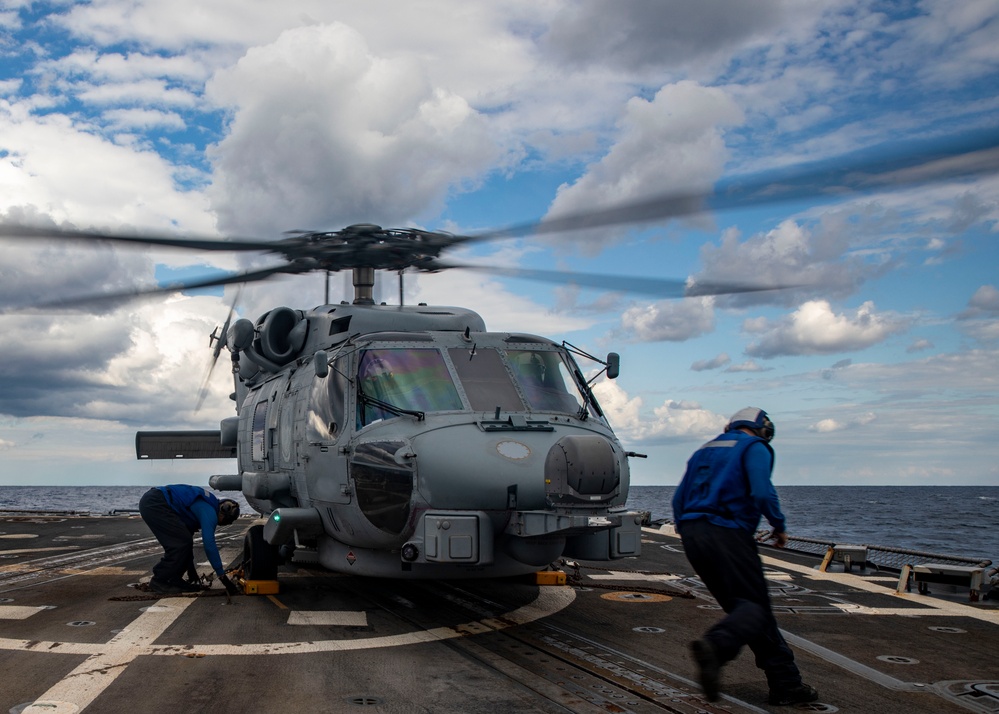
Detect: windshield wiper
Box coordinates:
(358, 390, 425, 422)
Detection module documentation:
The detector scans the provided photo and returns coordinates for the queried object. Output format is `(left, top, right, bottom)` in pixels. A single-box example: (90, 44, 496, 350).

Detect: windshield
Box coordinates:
(358, 348, 462, 425)
(506, 349, 585, 413)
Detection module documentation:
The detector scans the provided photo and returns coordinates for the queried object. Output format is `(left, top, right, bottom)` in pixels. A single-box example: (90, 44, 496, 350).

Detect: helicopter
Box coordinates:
(3, 130, 997, 580)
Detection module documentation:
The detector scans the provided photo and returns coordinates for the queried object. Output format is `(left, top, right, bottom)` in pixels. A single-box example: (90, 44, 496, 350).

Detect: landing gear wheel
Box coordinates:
(243, 524, 279, 580)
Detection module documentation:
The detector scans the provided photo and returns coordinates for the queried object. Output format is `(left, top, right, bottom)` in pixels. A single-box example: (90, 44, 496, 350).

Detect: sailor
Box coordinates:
(672, 407, 819, 706)
(139, 484, 241, 596)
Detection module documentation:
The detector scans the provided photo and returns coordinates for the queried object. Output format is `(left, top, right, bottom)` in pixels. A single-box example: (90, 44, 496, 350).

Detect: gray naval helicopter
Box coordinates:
(145, 238, 646, 581)
(4, 130, 997, 581)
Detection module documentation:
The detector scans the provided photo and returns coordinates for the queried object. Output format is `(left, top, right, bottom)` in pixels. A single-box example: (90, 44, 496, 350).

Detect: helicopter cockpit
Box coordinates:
(355, 342, 596, 427)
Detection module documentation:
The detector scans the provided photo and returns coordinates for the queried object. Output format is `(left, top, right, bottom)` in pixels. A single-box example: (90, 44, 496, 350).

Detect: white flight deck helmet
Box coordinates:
(725, 407, 775, 442)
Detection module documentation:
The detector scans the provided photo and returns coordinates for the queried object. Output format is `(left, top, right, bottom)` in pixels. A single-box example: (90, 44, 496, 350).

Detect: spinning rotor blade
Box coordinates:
(458, 129, 999, 244)
(438, 263, 797, 298)
(0, 223, 279, 253)
(2, 129, 997, 311)
(10, 263, 301, 312)
(195, 285, 243, 413)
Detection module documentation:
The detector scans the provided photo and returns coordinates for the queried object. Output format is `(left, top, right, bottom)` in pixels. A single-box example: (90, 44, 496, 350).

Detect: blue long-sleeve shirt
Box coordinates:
(188, 498, 225, 576)
(158, 485, 226, 576)
(672, 431, 787, 534)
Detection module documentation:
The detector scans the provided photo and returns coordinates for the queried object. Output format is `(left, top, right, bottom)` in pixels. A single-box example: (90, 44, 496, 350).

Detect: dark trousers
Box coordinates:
(678, 518, 801, 690)
(139, 489, 195, 584)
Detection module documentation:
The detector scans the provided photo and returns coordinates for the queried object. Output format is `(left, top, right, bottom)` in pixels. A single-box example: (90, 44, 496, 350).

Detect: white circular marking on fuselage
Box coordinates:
(496, 441, 530, 459)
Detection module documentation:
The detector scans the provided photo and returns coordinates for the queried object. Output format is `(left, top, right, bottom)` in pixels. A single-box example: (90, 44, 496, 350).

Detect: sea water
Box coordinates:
(1, 484, 996, 565)
(627, 485, 999, 565)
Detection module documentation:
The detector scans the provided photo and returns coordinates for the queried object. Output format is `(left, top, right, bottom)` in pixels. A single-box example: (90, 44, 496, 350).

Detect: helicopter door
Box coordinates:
(277, 388, 298, 470)
(303, 356, 351, 504)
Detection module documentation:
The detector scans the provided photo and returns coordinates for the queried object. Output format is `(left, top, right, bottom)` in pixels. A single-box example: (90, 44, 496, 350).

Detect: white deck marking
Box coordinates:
(0, 585, 575, 712)
(148, 587, 575, 656)
(587, 571, 682, 582)
(0, 605, 49, 620)
(781, 629, 927, 692)
(287, 611, 368, 627)
(0, 546, 82, 556)
(21, 597, 196, 714)
(760, 554, 999, 625)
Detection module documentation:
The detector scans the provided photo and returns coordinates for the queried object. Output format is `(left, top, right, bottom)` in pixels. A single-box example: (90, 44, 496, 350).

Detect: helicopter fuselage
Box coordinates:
(182, 301, 643, 578)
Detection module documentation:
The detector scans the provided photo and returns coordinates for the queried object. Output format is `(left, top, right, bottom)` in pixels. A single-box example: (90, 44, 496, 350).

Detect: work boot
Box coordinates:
(768, 683, 819, 706)
(690, 639, 720, 702)
(148, 578, 183, 595)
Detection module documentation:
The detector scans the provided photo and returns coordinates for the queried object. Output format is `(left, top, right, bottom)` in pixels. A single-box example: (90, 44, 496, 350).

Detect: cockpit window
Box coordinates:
(507, 349, 584, 413)
(358, 348, 463, 425)
(448, 347, 525, 412)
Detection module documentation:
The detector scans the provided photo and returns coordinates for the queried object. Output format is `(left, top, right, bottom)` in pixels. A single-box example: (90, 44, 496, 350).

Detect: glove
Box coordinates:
(219, 574, 240, 595)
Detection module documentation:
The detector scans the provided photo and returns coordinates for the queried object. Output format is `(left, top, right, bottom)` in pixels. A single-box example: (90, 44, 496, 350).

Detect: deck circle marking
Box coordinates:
(929, 626, 966, 634)
(877, 655, 919, 665)
(0, 587, 575, 659)
(633, 626, 666, 633)
(345, 696, 383, 707)
(600, 592, 671, 603)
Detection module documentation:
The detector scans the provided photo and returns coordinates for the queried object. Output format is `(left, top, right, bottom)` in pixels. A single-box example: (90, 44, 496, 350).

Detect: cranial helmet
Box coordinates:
(726, 407, 775, 442)
(218, 499, 240, 526)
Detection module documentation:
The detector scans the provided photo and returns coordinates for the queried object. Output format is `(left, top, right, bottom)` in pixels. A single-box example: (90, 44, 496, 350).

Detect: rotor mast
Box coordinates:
(352, 267, 375, 305)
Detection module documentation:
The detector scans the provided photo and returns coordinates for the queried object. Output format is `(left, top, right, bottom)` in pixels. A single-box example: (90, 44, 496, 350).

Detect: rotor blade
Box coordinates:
(460, 129, 999, 244)
(195, 285, 243, 413)
(0, 223, 280, 253)
(441, 262, 798, 298)
(7, 263, 300, 312)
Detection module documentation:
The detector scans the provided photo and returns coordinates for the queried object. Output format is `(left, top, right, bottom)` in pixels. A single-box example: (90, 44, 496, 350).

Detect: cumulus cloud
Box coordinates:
(744, 299, 909, 358)
(691, 353, 731, 371)
(725, 360, 770, 373)
(542, 0, 812, 75)
(959, 285, 999, 318)
(541, 81, 744, 255)
(955, 284, 999, 342)
(695, 214, 892, 309)
(205, 23, 500, 239)
(808, 412, 876, 433)
(906, 338, 934, 353)
(592, 380, 726, 444)
(617, 296, 715, 343)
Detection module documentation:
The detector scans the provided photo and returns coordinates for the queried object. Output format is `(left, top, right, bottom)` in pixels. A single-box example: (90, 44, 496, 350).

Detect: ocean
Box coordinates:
(1, 484, 996, 566)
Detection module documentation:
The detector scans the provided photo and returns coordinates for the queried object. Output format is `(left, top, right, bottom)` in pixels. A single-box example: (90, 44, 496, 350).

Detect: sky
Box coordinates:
(0, 0, 997, 488)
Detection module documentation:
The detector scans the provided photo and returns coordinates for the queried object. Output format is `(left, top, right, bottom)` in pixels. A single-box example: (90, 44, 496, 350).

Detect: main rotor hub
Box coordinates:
(283, 224, 453, 274)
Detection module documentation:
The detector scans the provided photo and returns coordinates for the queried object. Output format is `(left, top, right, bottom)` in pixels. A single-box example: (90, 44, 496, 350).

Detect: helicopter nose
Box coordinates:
(544, 435, 621, 505)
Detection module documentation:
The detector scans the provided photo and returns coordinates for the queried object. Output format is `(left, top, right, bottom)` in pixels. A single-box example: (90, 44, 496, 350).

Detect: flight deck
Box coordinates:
(1, 512, 997, 714)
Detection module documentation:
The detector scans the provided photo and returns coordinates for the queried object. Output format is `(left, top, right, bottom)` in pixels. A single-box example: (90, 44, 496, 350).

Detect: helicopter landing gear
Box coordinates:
(242, 524, 279, 581)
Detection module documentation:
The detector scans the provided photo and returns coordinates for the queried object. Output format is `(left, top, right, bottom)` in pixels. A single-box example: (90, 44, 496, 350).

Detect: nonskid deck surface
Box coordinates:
(1, 514, 997, 714)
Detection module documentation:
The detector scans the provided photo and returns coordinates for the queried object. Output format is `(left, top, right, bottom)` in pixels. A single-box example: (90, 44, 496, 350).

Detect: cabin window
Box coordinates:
(251, 401, 268, 461)
(448, 347, 525, 412)
(506, 349, 584, 414)
(358, 348, 462, 425)
(307, 356, 348, 442)
(351, 440, 413, 535)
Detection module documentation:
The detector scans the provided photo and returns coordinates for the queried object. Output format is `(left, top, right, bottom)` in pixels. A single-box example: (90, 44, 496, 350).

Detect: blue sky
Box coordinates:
(0, 0, 997, 488)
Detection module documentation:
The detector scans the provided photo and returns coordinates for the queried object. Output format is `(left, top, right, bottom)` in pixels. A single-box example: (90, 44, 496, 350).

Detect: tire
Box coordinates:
(243, 524, 279, 580)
